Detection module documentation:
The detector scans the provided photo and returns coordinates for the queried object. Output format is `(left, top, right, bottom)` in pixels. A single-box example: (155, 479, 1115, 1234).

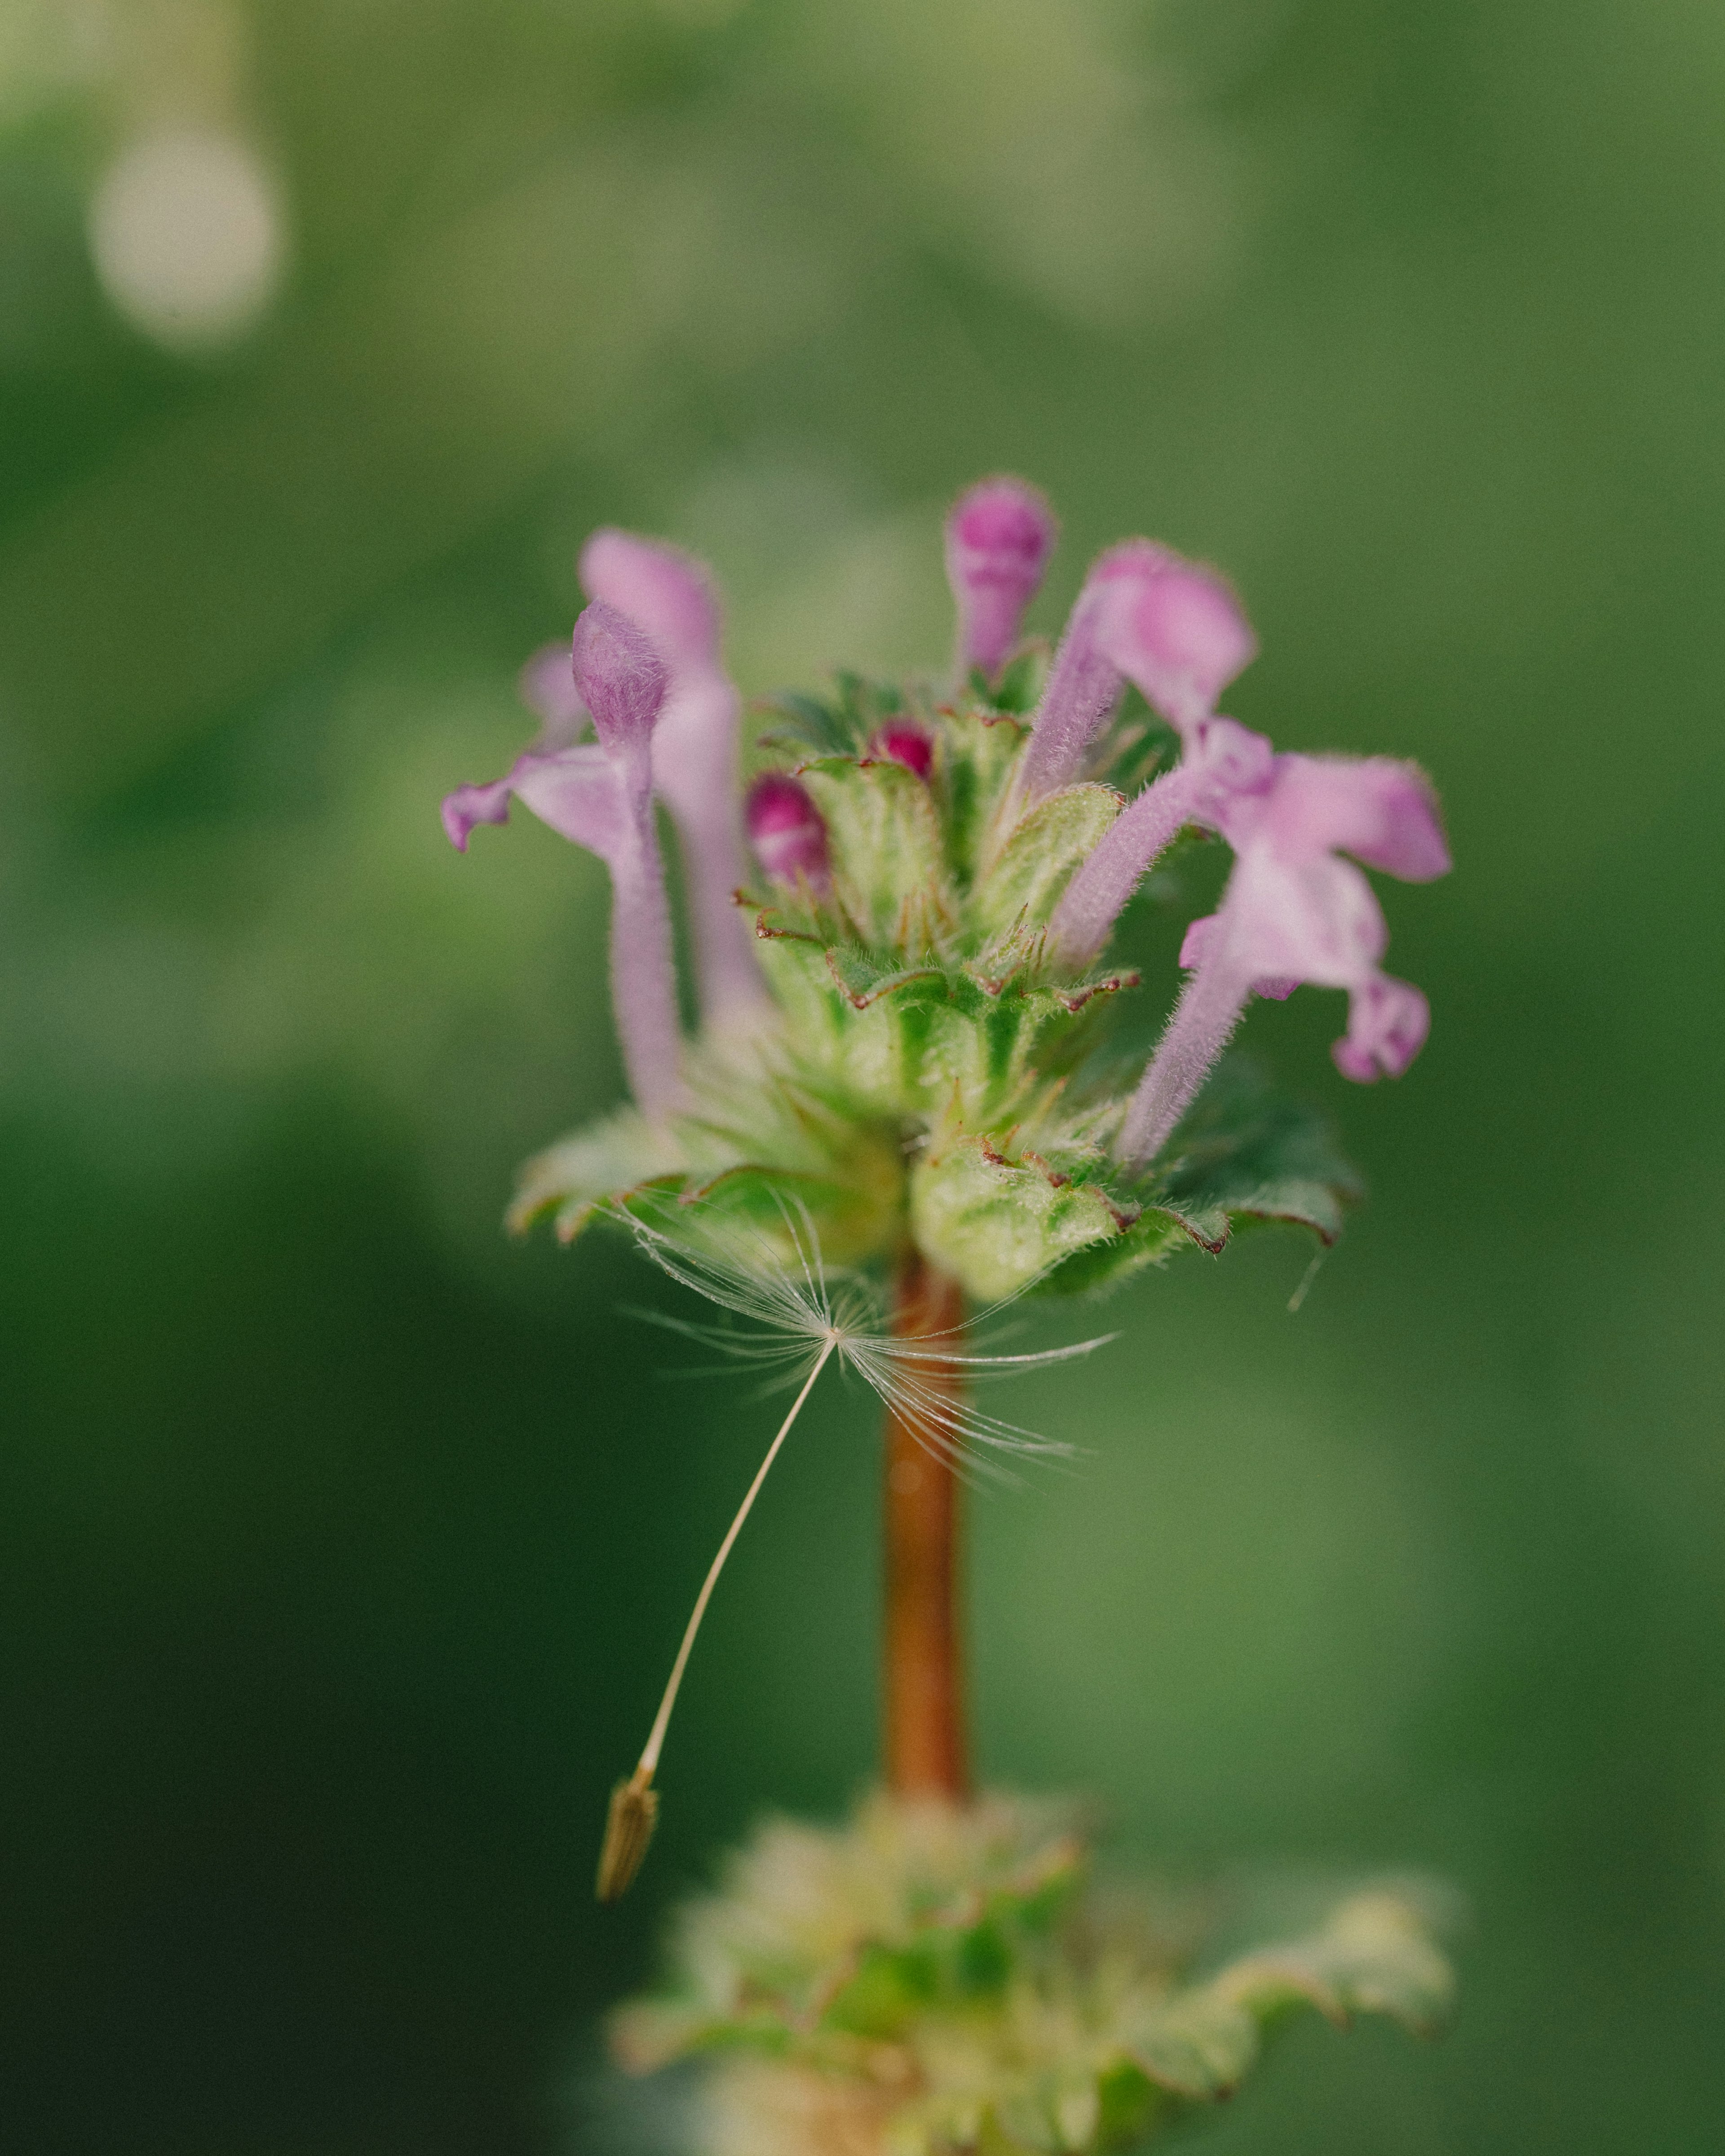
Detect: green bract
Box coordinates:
(510, 666, 1358, 1302)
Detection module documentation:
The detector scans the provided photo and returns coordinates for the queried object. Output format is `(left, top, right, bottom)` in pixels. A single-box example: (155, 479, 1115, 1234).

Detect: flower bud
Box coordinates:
(945, 476, 1057, 677)
(869, 721, 934, 780)
(747, 773, 830, 887)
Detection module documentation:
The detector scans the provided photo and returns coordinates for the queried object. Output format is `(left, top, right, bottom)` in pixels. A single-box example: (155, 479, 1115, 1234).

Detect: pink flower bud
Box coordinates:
(747, 773, 829, 888)
(869, 722, 934, 780)
(945, 477, 1057, 677)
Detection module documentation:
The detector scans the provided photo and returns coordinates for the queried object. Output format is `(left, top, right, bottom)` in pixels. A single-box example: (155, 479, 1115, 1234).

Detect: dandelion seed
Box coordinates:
(595, 1201, 1111, 1897)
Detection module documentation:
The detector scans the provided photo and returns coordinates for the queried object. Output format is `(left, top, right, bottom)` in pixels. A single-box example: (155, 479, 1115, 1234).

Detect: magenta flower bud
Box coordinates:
(580, 530, 767, 1025)
(1115, 751, 1450, 1170)
(944, 476, 1057, 679)
(869, 721, 934, 780)
(571, 600, 669, 786)
(517, 641, 588, 747)
(747, 773, 830, 888)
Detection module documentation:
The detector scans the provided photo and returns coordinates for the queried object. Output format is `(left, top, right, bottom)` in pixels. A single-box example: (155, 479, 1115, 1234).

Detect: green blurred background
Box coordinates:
(4, 1, 1722, 2150)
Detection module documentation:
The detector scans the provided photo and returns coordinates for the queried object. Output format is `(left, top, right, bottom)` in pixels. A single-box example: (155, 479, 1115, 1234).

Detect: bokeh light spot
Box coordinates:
(88, 128, 284, 352)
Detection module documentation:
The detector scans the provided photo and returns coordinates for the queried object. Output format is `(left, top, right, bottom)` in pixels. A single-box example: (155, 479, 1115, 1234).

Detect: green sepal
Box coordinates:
(1091, 2059, 1163, 2151)
(752, 930, 1135, 1131)
(797, 755, 956, 954)
(973, 783, 1121, 947)
(615, 1160, 898, 1272)
(752, 672, 907, 760)
(939, 708, 1029, 891)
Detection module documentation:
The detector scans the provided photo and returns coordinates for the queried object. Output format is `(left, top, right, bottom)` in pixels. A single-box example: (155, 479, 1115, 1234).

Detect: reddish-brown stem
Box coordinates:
(882, 1246, 969, 1799)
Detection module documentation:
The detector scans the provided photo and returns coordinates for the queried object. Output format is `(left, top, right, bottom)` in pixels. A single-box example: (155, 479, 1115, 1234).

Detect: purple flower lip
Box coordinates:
(442, 600, 686, 1119)
(868, 722, 935, 780)
(1116, 751, 1451, 1170)
(945, 476, 1057, 679)
(747, 772, 830, 887)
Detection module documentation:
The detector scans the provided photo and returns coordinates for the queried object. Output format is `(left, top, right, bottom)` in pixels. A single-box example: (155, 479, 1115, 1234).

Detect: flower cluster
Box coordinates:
(610, 1792, 1454, 2156)
(444, 478, 1446, 1302)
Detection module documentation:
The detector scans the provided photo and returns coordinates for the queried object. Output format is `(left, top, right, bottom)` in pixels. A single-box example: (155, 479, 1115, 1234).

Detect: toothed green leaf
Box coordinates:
(1147, 1056, 1362, 1250)
(1208, 1890, 1457, 2036)
(507, 1106, 685, 1241)
(911, 1133, 1137, 1303)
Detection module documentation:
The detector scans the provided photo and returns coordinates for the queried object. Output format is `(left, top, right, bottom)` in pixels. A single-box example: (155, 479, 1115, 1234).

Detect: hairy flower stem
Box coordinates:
(883, 1249, 969, 1800)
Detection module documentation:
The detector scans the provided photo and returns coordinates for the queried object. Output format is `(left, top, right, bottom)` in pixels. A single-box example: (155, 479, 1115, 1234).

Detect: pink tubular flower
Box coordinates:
(1048, 716, 1274, 969)
(442, 601, 686, 1120)
(1017, 541, 1254, 804)
(1115, 754, 1451, 1172)
(944, 476, 1057, 680)
(1041, 557, 1263, 964)
(579, 528, 766, 1025)
(746, 772, 829, 889)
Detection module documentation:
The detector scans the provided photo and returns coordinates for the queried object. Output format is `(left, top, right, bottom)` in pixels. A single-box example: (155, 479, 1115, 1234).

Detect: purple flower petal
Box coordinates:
(442, 774, 518, 853)
(580, 528, 721, 676)
(580, 531, 766, 1024)
(1099, 561, 1256, 735)
(440, 736, 684, 1118)
(1334, 974, 1430, 1081)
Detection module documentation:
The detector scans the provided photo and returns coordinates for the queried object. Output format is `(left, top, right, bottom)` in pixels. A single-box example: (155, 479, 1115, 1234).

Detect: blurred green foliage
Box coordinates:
(2, 2, 1721, 2152)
